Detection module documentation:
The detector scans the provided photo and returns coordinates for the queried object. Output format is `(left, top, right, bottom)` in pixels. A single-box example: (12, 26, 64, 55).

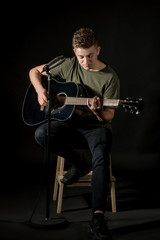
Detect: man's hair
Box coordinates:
(72, 28, 98, 49)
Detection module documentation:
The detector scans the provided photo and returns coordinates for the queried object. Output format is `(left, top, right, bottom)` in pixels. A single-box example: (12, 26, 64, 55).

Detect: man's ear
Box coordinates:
(97, 46, 101, 56)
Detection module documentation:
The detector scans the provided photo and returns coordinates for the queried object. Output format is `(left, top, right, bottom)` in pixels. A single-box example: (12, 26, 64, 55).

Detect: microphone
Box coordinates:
(41, 55, 65, 73)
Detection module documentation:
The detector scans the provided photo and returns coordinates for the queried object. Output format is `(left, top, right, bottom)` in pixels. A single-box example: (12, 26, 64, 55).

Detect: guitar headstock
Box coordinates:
(119, 97, 144, 114)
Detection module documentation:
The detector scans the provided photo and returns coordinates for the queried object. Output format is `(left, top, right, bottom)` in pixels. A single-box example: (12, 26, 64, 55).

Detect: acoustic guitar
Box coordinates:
(22, 78, 144, 126)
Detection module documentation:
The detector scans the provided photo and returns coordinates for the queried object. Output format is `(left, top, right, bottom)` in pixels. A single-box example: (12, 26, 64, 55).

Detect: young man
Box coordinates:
(29, 28, 120, 240)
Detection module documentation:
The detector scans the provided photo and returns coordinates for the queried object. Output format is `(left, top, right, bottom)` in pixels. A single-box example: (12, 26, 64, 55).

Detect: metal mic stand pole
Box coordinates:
(45, 69, 52, 220)
(30, 67, 68, 229)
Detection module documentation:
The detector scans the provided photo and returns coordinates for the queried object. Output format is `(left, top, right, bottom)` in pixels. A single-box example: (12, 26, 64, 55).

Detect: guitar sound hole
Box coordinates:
(52, 93, 66, 109)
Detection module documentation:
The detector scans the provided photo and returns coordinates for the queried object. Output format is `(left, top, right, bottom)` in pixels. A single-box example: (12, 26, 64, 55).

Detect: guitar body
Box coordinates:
(22, 79, 79, 126)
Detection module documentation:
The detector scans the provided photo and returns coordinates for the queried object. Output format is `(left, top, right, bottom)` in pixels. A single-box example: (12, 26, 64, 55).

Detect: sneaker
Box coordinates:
(89, 213, 112, 240)
(61, 165, 90, 185)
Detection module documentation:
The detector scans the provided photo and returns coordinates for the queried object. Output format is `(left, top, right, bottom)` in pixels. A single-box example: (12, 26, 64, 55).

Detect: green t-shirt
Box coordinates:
(49, 56, 120, 129)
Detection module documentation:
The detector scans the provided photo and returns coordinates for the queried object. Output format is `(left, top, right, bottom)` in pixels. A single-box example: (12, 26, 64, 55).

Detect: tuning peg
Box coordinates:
(129, 109, 134, 114)
(136, 110, 140, 115)
(123, 106, 128, 112)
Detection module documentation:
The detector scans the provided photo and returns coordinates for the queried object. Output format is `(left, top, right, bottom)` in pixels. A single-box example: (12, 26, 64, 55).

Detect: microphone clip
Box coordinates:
(41, 55, 65, 73)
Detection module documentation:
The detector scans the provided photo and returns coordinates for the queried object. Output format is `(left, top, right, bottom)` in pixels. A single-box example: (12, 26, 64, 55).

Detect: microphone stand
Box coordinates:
(30, 66, 68, 229)
(45, 69, 52, 220)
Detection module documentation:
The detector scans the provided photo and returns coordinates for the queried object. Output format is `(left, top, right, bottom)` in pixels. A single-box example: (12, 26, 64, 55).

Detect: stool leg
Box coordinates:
(53, 156, 61, 201)
(57, 156, 65, 214)
(57, 181, 64, 214)
(109, 154, 117, 212)
(111, 181, 117, 212)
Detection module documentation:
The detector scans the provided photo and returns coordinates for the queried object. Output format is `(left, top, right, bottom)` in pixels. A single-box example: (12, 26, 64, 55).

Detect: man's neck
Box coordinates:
(89, 60, 106, 71)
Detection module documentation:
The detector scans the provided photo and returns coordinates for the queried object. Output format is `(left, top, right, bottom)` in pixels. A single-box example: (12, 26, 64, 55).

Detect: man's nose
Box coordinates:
(83, 57, 89, 64)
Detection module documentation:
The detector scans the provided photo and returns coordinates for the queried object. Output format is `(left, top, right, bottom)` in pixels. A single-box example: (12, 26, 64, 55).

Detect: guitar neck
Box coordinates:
(65, 97, 120, 107)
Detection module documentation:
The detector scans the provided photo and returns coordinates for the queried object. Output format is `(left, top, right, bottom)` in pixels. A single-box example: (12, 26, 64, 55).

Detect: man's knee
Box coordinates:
(35, 126, 46, 147)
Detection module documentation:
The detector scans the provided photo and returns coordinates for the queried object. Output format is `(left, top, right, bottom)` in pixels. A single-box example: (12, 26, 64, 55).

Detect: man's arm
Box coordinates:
(94, 108, 115, 123)
(29, 64, 48, 107)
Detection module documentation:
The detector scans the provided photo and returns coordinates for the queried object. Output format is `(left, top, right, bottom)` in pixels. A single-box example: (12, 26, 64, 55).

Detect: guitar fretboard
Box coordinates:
(65, 97, 120, 107)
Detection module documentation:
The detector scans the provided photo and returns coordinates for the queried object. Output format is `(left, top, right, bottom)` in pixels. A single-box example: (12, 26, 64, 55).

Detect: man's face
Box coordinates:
(73, 45, 100, 71)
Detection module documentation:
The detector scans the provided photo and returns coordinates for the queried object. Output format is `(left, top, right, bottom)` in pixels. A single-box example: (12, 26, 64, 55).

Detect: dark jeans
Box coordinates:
(35, 120, 112, 212)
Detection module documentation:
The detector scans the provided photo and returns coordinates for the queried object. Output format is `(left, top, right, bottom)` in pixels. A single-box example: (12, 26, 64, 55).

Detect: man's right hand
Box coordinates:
(37, 88, 48, 107)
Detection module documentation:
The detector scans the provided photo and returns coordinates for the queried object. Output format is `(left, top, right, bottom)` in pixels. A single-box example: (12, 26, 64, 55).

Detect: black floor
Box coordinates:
(1, 151, 160, 240)
(1, 177, 160, 240)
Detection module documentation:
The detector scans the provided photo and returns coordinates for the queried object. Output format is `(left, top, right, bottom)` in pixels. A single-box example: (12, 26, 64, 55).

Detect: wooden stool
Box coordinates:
(53, 154, 117, 214)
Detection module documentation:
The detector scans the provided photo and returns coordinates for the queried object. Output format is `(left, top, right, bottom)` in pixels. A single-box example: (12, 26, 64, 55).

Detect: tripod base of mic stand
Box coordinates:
(29, 217, 69, 229)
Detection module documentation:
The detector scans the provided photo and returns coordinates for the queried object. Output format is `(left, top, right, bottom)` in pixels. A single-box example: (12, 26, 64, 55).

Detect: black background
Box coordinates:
(1, 1, 160, 211)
